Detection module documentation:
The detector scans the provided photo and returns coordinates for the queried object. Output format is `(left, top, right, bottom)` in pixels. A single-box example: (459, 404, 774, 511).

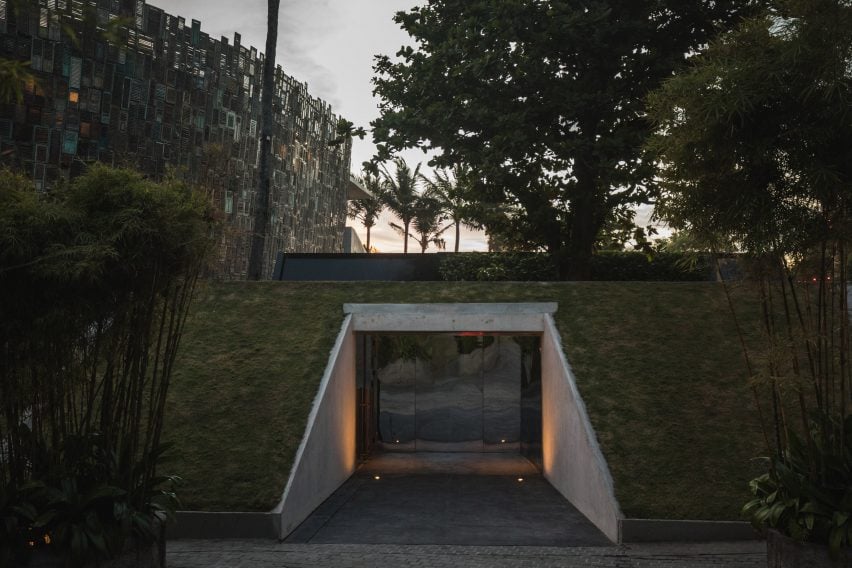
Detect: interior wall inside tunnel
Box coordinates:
(355, 334, 542, 462)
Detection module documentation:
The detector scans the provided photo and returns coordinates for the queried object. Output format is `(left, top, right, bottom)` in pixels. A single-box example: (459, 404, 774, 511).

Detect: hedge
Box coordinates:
(439, 251, 713, 281)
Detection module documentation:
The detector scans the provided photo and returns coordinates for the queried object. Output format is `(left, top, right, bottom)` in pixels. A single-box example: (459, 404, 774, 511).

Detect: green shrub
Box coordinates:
(590, 251, 711, 281)
(439, 251, 712, 281)
(0, 165, 210, 565)
(439, 252, 556, 281)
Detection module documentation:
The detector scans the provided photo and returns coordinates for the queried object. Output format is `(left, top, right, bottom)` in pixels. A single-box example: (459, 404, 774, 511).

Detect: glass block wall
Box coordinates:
(0, 0, 352, 278)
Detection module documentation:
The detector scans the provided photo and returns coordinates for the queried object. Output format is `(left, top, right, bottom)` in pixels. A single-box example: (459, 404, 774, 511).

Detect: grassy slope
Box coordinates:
(164, 281, 766, 519)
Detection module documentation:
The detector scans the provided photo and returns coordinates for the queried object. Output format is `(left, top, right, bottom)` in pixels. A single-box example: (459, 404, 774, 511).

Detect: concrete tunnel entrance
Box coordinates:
(276, 303, 623, 544)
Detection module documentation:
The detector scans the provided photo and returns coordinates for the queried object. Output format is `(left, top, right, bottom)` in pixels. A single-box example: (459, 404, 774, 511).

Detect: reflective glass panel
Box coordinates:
(368, 334, 540, 457)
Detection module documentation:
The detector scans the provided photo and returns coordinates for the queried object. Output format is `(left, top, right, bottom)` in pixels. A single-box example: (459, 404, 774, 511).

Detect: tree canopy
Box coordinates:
(381, 158, 423, 253)
(649, 0, 852, 256)
(647, 0, 852, 551)
(372, 0, 756, 278)
(421, 165, 481, 252)
(348, 172, 385, 251)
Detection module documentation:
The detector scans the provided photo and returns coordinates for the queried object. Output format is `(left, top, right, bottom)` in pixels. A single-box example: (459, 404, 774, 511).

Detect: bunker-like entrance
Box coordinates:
(355, 333, 542, 464)
(276, 303, 622, 544)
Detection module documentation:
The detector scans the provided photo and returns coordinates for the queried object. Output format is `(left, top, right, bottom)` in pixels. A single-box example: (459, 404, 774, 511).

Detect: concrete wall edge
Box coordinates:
(272, 314, 353, 516)
(619, 518, 760, 542)
(543, 314, 624, 522)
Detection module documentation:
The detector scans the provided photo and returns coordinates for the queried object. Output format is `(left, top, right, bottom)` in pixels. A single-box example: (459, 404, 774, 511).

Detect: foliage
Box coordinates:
(372, 0, 755, 278)
(439, 253, 556, 281)
(408, 195, 449, 253)
(597, 206, 658, 256)
(0, 0, 129, 105)
(0, 166, 210, 564)
(0, 59, 33, 104)
(329, 118, 367, 147)
(743, 419, 852, 554)
(439, 251, 710, 281)
(380, 158, 423, 253)
(649, 0, 851, 252)
(420, 165, 481, 253)
(648, 0, 852, 552)
(348, 172, 385, 252)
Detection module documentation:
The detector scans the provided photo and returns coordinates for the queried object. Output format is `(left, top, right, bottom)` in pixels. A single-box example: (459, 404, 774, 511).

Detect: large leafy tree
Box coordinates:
(380, 158, 422, 253)
(372, 0, 755, 278)
(248, 0, 281, 280)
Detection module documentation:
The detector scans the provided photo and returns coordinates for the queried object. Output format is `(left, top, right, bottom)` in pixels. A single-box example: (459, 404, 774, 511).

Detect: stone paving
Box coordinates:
(286, 473, 611, 547)
(167, 540, 767, 567)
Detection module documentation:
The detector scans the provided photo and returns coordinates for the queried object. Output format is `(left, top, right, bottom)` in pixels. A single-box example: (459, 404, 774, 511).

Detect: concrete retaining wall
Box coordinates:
(620, 519, 758, 542)
(541, 314, 623, 543)
(274, 315, 357, 539)
(168, 511, 278, 539)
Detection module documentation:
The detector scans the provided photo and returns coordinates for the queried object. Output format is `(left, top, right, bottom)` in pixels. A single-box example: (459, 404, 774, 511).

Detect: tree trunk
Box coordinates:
(403, 219, 410, 253)
(366, 226, 371, 252)
(563, 157, 606, 280)
(563, 213, 597, 280)
(247, 0, 280, 280)
(454, 221, 460, 253)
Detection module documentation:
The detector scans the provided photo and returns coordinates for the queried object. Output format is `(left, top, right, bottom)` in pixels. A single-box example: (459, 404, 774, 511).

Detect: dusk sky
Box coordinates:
(165, 0, 490, 252)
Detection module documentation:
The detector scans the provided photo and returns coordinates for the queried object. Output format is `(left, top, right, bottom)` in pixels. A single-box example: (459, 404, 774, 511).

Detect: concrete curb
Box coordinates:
(167, 511, 279, 540)
(167, 511, 760, 543)
(619, 519, 759, 543)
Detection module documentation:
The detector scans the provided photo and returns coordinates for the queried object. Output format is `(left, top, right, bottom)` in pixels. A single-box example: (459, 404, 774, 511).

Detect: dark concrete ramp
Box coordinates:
(286, 454, 611, 547)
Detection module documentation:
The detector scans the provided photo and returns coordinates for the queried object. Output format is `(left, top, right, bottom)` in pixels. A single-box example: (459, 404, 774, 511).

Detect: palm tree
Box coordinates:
(420, 165, 481, 252)
(406, 195, 450, 253)
(348, 172, 384, 252)
(247, 0, 280, 280)
(380, 157, 421, 253)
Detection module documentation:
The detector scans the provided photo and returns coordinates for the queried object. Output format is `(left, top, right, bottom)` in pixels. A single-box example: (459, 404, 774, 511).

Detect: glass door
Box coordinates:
(369, 334, 539, 454)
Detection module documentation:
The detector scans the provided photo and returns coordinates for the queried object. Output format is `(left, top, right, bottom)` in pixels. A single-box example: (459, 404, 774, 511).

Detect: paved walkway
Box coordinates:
(167, 540, 766, 567)
(285, 472, 610, 546)
(168, 454, 766, 566)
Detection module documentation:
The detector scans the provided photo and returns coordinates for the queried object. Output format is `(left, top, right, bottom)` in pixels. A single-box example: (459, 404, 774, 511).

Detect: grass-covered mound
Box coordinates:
(164, 281, 765, 520)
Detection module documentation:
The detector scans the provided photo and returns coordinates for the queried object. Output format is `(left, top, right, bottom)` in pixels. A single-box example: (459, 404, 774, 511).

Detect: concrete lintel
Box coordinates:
(619, 519, 760, 543)
(344, 303, 557, 333)
(343, 302, 558, 315)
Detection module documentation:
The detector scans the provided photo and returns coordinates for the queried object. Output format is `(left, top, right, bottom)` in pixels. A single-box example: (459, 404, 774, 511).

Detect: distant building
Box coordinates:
(343, 227, 365, 254)
(0, 0, 354, 279)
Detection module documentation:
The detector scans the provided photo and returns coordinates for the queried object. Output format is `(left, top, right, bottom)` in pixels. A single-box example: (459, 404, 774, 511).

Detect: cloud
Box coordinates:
(276, 0, 343, 107)
(163, 0, 342, 107)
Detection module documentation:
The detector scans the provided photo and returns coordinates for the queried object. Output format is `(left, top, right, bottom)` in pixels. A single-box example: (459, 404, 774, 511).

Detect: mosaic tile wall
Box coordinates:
(0, 0, 353, 278)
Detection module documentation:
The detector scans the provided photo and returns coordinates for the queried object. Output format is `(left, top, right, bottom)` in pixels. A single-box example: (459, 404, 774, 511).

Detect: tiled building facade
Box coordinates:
(0, 0, 352, 278)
